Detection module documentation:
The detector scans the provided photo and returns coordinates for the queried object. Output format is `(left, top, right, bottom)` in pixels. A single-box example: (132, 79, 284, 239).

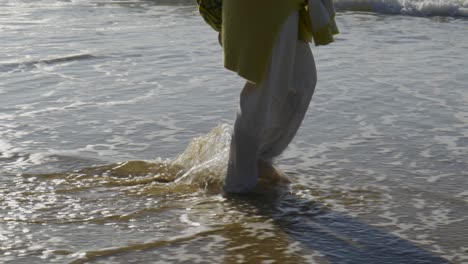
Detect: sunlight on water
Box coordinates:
(1, 124, 458, 263)
(1, 0, 467, 263)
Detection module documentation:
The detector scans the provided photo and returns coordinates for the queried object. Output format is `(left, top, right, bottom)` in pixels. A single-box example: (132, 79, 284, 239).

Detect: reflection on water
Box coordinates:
(0, 125, 452, 263)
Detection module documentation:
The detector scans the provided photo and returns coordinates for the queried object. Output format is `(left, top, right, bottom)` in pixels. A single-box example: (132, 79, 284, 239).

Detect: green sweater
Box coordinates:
(221, 0, 337, 84)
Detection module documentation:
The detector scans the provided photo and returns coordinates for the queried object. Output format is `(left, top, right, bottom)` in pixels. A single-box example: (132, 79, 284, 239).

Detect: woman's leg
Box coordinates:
(258, 41, 317, 161)
(224, 11, 300, 193)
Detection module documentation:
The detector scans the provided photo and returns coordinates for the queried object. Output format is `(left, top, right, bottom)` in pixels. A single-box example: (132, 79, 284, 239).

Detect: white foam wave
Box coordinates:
(0, 138, 20, 159)
(335, 0, 468, 17)
(95, 88, 158, 107)
(17, 101, 89, 118)
(1, 150, 54, 172)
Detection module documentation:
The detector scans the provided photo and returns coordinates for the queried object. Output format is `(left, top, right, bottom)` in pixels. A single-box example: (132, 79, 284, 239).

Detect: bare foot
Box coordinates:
(257, 160, 291, 184)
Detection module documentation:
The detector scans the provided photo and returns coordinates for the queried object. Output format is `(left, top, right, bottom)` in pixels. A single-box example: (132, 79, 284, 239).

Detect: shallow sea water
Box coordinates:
(1, 0, 467, 263)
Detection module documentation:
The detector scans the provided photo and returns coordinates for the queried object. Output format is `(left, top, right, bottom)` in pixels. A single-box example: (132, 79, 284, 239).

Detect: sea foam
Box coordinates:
(335, 0, 468, 17)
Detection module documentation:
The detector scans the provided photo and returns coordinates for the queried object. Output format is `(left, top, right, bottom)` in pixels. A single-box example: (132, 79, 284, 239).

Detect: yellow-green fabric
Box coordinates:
(222, 0, 302, 84)
(222, 0, 338, 84)
(196, 0, 222, 32)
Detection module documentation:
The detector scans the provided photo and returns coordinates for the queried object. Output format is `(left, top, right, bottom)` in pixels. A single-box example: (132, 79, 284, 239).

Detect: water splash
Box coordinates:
(172, 123, 231, 191)
(15, 123, 232, 195)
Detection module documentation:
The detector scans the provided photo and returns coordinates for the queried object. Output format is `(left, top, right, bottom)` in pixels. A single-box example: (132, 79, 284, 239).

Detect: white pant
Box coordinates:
(224, 11, 318, 193)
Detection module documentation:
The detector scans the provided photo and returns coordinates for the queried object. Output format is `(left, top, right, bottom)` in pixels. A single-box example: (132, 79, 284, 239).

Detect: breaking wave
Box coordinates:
(335, 0, 468, 17)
